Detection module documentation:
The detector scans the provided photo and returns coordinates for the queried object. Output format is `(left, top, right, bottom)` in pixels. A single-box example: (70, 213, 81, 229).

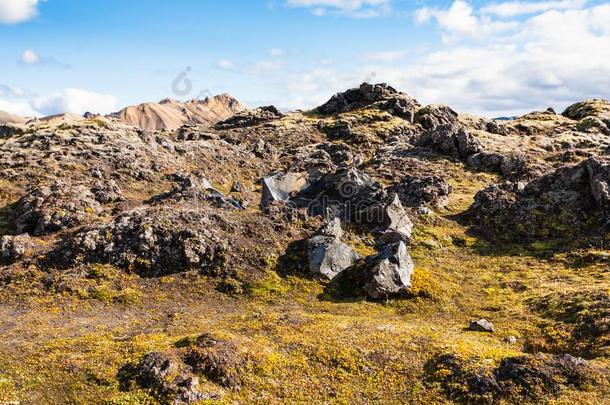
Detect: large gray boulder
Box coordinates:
(350, 241, 414, 299)
(261, 171, 313, 206)
(307, 218, 359, 280)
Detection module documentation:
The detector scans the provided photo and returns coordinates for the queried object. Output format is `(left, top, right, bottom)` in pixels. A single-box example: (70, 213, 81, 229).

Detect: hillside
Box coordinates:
(0, 83, 608, 404)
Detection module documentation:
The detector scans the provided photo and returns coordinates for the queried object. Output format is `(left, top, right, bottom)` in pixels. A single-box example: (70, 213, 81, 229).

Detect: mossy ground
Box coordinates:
(0, 167, 609, 404)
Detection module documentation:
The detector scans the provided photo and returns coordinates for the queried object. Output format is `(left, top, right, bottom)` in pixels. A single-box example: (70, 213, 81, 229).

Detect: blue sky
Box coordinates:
(1, 0, 609, 117)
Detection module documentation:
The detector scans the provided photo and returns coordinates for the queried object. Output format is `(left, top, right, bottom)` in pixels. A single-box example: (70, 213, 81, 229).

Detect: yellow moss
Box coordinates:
(409, 267, 444, 300)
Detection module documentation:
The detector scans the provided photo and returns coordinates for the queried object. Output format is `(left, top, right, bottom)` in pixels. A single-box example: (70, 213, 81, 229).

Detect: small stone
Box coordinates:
(505, 336, 518, 344)
(469, 319, 495, 333)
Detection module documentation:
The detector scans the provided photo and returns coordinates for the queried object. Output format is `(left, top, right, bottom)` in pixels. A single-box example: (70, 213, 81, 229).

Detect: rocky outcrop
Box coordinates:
(414, 105, 459, 131)
(467, 156, 610, 241)
(109, 95, 246, 131)
(563, 99, 610, 120)
(314, 83, 420, 121)
(55, 207, 227, 277)
(426, 352, 602, 403)
(416, 124, 483, 160)
(13, 182, 112, 236)
(214, 106, 283, 129)
(307, 218, 359, 280)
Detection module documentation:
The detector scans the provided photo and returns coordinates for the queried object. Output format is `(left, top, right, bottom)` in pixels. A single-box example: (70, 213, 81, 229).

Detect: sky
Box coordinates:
(0, 0, 609, 118)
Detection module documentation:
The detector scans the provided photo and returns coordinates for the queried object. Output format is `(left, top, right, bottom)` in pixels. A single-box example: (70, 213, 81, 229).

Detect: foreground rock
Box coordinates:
(468, 156, 610, 242)
(345, 241, 414, 299)
(389, 174, 452, 209)
(307, 218, 359, 279)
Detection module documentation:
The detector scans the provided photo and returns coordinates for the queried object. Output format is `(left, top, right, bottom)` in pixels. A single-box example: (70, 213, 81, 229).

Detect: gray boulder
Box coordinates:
(350, 241, 414, 299)
(261, 171, 313, 206)
(390, 175, 452, 209)
(469, 319, 495, 333)
(307, 218, 359, 280)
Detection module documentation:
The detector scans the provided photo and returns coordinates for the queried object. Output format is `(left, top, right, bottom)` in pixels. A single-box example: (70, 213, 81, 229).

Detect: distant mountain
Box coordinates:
(108, 94, 246, 131)
(0, 111, 26, 125)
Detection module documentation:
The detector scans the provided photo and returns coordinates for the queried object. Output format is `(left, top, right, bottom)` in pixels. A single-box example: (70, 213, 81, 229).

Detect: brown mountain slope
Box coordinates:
(108, 94, 246, 130)
(0, 111, 26, 125)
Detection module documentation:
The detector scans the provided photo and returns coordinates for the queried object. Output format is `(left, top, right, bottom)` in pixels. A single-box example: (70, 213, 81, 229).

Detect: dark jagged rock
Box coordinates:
(214, 106, 283, 129)
(389, 175, 452, 209)
(467, 152, 533, 180)
(345, 241, 414, 299)
(416, 124, 483, 160)
(149, 173, 242, 209)
(314, 83, 420, 121)
(54, 207, 227, 277)
(415, 105, 459, 131)
(307, 218, 359, 280)
(467, 156, 610, 241)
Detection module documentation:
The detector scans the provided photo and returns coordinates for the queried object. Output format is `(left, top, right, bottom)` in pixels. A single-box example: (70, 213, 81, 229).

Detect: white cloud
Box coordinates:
(216, 59, 235, 70)
(400, 1, 610, 115)
(361, 50, 407, 62)
(285, 0, 391, 17)
(482, 0, 586, 17)
(20, 49, 40, 65)
(270, 48, 285, 57)
(30, 88, 117, 116)
(0, 0, 39, 24)
(0, 99, 37, 116)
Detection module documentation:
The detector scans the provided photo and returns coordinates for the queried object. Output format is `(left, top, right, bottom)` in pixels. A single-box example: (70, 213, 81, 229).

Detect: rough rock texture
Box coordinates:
(0, 234, 31, 262)
(307, 218, 359, 280)
(563, 99, 610, 121)
(468, 156, 610, 241)
(121, 352, 218, 404)
(389, 175, 452, 208)
(346, 241, 414, 299)
(149, 173, 241, 209)
(214, 106, 283, 129)
(416, 124, 483, 160)
(13, 182, 105, 236)
(183, 333, 247, 389)
(415, 105, 459, 131)
(426, 352, 603, 403)
(55, 207, 227, 277)
(314, 83, 420, 121)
